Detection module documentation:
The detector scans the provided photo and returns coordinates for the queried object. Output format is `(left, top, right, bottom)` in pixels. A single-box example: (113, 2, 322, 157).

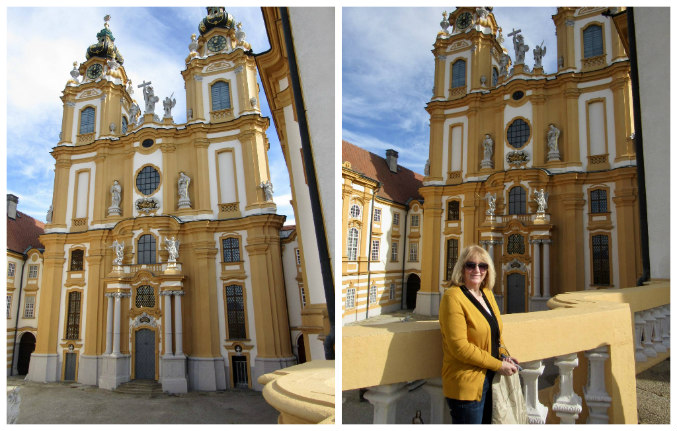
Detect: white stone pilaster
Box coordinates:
(112, 293, 122, 356)
(364, 382, 409, 424)
(105, 293, 114, 355)
(584, 346, 612, 423)
(174, 291, 185, 356)
(531, 240, 541, 297)
(162, 291, 173, 356)
(521, 360, 548, 424)
(542, 240, 551, 297)
(552, 353, 582, 424)
(422, 377, 451, 424)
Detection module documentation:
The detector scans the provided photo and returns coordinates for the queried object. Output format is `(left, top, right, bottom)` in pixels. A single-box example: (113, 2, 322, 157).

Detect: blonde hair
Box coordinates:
(449, 244, 496, 290)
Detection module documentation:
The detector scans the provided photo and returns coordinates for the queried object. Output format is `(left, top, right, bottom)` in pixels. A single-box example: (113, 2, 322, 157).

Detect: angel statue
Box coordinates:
(534, 188, 549, 213)
(110, 240, 124, 266)
(485, 192, 497, 216)
(164, 237, 180, 263)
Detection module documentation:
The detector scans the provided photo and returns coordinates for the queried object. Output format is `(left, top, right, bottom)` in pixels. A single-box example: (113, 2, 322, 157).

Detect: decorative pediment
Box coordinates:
(204, 60, 234, 73)
(504, 258, 527, 273)
(76, 88, 103, 99)
(446, 40, 471, 53)
(132, 311, 158, 328)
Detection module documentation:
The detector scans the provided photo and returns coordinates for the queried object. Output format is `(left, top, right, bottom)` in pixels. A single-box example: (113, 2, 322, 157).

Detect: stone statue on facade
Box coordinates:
(110, 240, 124, 266)
(164, 237, 180, 263)
(533, 41, 546, 69)
(139, 80, 159, 115)
(163, 93, 176, 118)
(129, 101, 141, 125)
(46, 205, 53, 223)
(546, 123, 561, 161)
(177, 172, 191, 209)
(481, 134, 494, 169)
(485, 192, 497, 216)
(424, 159, 430, 176)
(508, 29, 529, 65)
(108, 180, 122, 216)
(260, 180, 274, 201)
(534, 188, 549, 213)
(235, 22, 251, 50)
(188, 34, 198, 57)
(499, 53, 510, 76)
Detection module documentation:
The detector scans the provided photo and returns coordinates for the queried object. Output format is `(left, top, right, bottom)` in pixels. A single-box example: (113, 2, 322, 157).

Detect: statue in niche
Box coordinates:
(534, 188, 549, 213)
(110, 240, 124, 266)
(163, 93, 176, 118)
(138, 80, 159, 114)
(108, 180, 122, 216)
(481, 134, 494, 169)
(164, 237, 180, 263)
(178, 172, 191, 209)
(546, 123, 561, 161)
(533, 41, 546, 69)
(485, 192, 497, 216)
(260, 180, 274, 201)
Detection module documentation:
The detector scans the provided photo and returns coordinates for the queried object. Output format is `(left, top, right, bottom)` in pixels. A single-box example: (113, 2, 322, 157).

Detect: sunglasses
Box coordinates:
(465, 261, 489, 271)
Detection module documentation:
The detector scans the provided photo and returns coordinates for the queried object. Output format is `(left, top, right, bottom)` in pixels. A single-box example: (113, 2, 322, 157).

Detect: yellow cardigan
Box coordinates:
(439, 285, 508, 401)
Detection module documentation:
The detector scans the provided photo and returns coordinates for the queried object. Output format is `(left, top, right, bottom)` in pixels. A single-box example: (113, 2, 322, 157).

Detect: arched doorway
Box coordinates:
(506, 273, 526, 314)
(297, 334, 306, 364)
(134, 329, 156, 380)
(17, 332, 36, 375)
(406, 274, 420, 310)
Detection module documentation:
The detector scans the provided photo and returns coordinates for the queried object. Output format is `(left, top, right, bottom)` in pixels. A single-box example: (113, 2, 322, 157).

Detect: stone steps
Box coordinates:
(114, 379, 163, 396)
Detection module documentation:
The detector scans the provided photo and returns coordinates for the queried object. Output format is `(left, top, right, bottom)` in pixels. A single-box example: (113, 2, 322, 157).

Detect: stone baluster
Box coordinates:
(661, 305, 670, 349)
(552, 353, 582, 424)
(105, 293, 114, 355)
(633, 312, 647, 363)
(584, 346, 612, 423)
(520, 360, 548, 424)
(364, 382, 409, 424)
(422, 377, 451, 424)
(651, 308, 667, 353)
(641, 310, 657, 358)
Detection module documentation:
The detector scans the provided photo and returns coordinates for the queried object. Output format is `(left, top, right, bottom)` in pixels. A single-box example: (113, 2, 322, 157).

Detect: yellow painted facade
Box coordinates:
(27, 9, 301, 392)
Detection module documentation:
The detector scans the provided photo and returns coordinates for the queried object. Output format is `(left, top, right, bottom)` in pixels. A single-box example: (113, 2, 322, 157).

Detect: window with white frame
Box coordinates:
(346, 288, 356, 309)
(393, 212, 400, 226)
(411, 214, 420, 227)
(409, 243, 419, 262)
(7, 295, 12, 319)
(391, 241, 398, 262)
(28, 265, 38, 279)
(371, 239, 380, 261)
(347, 228, 359, 261)
(389, 283, 396, 300)
(295, 249, 301, 265)
(350, 204, 361, 218)
(369, 285, 377, 305)
(373, 208, 381, 222)
(8, 262, 16, 277)
(300, 286, 307, 307)
(24, 296, 35, 318)
(583, 24, 603, 58)
(211, 81, 232, 111)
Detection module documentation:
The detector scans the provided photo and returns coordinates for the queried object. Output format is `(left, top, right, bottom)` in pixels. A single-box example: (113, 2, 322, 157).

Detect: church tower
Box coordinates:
(418, 7, 639, 316)
(29, 9, 294, 393)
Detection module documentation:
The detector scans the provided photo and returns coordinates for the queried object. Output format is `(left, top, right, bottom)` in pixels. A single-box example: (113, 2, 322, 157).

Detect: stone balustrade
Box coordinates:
(343, 281, 669, 424)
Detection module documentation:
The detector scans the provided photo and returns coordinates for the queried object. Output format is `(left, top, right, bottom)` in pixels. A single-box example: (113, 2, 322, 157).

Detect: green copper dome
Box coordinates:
(198, 7, 235, 36)
(86, 15, 124, 64)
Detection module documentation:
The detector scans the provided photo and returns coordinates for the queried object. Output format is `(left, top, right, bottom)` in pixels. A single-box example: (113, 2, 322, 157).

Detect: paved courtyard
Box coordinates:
(6, 376, 279, 424)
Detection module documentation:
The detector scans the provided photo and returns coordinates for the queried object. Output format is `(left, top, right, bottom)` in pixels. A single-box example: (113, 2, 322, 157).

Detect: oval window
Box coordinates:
(142, 139, 154, 148)
(512, 90, 524, 100)
(506, 119, 530, 149)
(136, 165, 160, 195)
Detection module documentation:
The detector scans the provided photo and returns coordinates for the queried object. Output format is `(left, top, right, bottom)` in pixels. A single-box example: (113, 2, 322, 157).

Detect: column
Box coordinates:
(363, 382, 409, 424)
(105, 293, 114, 355)
(552, 353, 582, 424)
(542, 240, 551, 297)
(488, 241, 495, 262)
(532, 240, 541, 297)
(584, 346, 612, 424)
(112, 293, 122, 356)
(162, 291, 173, 356)
(174, 291, 184, 356)
(521, 360, 548, 424)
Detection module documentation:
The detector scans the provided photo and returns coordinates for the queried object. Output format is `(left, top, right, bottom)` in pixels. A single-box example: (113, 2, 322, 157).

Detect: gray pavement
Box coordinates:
(6, 375, 279, 424)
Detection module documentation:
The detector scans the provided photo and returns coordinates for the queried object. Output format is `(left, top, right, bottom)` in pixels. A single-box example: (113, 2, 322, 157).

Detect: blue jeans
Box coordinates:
(446, 371, 495, 424)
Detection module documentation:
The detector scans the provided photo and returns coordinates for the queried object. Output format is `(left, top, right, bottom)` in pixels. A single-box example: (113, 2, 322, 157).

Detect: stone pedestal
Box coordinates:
(254, 356, 298, 391)
(26, 353, 59, 382)
(161, 355, 188, 393)
(530, 297, 551, 312)
(98, 354, 131, 390)
(414, 291, 441, 317)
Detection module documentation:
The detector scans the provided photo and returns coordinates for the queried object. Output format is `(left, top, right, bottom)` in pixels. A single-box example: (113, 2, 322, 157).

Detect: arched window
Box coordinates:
(137, 234, 156, 264)
(349, 204, 361, 218)
(492, 67, 499, 87)
(451, 59, 466, 88)
(347, 227, 359, 261)
(211, 81, 231, 111)
(121, 116, 128, 134)
(508, 186, 527, 214)
(583, 25, 603, 58)
(79, 107, 95, 134)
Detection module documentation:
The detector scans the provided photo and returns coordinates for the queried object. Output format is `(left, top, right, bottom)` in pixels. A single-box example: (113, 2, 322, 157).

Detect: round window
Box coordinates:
(506, 119, 530, 149)
(512, 90, 524, 100)
(136, 165, 160, 195)
(142, 139, 154, 148)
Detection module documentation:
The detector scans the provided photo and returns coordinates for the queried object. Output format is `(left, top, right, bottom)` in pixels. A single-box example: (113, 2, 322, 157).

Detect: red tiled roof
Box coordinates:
(7, 211, 45, 254)
(342, 140, 424, 204)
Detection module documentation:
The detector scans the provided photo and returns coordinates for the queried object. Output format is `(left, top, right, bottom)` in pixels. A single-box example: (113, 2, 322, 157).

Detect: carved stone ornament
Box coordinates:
(504, 258, 527, 273)
(132, 311, 158, 328)
(506, 150, 530, 168)
(135, 197, 160, 214)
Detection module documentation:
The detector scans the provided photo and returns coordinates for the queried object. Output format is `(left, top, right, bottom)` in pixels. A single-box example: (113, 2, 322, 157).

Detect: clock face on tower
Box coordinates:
(456, 11, 474, 30)
(207, 35, 227, 52)
(86, 63, 103, 79)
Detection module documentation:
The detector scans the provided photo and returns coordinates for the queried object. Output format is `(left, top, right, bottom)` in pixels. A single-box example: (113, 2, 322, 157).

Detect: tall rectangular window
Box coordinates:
(446, 239, 459, 281)
(583, 25, 603, 58)
(371, 239, 380, 261)
(447, 201, 460, 221)
(410, 214, 420, 227)
(346, 288, 356, 309)
(393, 213, 400, 226)
(295, 249, 301, 266)
(8, 262, 16, 277)
(222, 237, 241, 262)
(409, 243, 419, 262)
(590, 189, 608, 213)
(225, 284, 246, 339)
(373, 208, 381, 222)
(299, 286, 307, 307)
(391, 241, 398, 262)
(389, 283, 396, 300)
(28, 265, 38, 279)
(369, 285, 377, 305)
(347, 228, 359, 261)
(137, 234, 156, 265)
(452, 59, 466, 88)
(66, 291, 81, 340)
(211, 81, 231, 111)
(70, 249, 84, 271)
(79, 107, 95, 134)
(24, 296, 35, 318)
(7, 295, 12, 319)
(509, 186, 527, 215)
(592, 234, 610, 286)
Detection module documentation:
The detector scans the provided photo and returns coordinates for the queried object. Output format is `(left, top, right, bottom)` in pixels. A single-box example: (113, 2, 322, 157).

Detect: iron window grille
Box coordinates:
(135, 285, 155, 308)
(225, 284, 246, 339)
(592, 235, 610, 285)
(66, 291, 81, 340)
(590, 189, 608, 213)
(70, 249, 84, 271)
(446, 238, 459, 280)
(136, 165, 160, 196)
(507, 234, 526, 255)
(222, 237, 241, 262)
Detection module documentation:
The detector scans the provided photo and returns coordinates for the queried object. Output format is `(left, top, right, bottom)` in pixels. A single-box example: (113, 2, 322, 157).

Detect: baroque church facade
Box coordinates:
(26, 8, 321, 393)
(416, 7, 639, 316)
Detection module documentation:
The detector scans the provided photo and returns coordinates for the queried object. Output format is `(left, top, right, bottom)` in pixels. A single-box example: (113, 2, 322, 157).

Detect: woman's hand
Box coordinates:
(497, 359, 518, 376)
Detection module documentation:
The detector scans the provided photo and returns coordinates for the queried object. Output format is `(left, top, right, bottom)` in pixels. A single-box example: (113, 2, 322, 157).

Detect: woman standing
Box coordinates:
(439, 244, 519, 424)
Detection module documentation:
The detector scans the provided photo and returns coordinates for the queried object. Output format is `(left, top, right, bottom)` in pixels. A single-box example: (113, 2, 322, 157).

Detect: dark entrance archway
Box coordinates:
(405, 274, 421, 310)
(17, 332, 36, 375)
(297, 334, 306, 364)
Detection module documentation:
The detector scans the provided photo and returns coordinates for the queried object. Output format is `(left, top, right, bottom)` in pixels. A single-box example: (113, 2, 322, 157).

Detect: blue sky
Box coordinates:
(343, 7, 559, 174)
(5, 6, 295, 224)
